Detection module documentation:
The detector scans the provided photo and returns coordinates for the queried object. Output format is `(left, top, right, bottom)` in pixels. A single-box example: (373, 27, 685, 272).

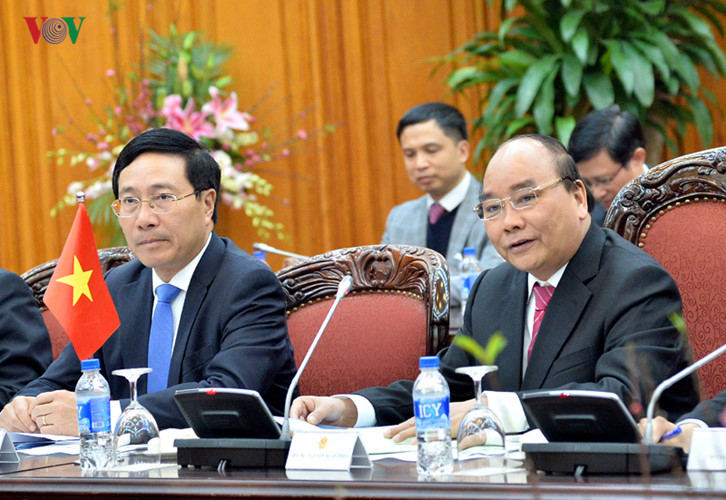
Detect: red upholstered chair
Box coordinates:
(21, 247, 135, 360)
(605, 147, 726, 400)
(276, 244, 450, 396)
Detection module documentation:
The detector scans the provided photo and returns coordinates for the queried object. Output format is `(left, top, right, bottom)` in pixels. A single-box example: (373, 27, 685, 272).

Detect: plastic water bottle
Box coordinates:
(459, 247, 483, 313)
(76, 358, 114, 470)
(413, 356, 453, 475)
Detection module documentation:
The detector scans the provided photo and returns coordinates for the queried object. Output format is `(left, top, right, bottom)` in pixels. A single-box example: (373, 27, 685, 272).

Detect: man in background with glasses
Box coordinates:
(568, 106, 649, 224)
(291, 134, 696, 442)
(1, 128, 297, 435)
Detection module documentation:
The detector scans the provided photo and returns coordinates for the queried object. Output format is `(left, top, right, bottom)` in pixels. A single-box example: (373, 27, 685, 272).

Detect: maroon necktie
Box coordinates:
(528, 283, 556, 360)
(429, 203, 446, 225)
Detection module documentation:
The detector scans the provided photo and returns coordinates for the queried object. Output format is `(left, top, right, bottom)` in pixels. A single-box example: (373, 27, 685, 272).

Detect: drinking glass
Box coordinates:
(112, 368, 161, 468)
(455, 366, 506, 456)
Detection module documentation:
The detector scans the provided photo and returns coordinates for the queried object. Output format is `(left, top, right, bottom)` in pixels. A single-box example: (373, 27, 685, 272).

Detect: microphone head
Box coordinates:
(336, 275, 354, 298)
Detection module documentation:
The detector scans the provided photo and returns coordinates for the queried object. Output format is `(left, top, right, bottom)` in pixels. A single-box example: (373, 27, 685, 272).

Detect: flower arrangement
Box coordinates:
(50, 24, 336, 246)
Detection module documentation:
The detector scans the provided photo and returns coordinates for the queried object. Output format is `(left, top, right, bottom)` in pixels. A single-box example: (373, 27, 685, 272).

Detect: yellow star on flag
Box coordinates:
(56, 255, 94, 306)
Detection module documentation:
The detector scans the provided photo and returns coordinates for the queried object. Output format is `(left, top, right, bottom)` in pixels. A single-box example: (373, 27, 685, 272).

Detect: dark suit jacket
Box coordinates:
(680, 391, 726, 426)
(358, 223, 699, 425)
(0, 269, 53, 409)
(19, 233, 297, 429)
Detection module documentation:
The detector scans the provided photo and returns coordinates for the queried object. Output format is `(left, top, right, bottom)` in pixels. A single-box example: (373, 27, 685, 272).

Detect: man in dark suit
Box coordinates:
(291, 134, 697, 438)
(0, 128, 296, 433)
(381, 102, 502, 305)
(568, 105, 649, 225)
(0, 269, 53, 409)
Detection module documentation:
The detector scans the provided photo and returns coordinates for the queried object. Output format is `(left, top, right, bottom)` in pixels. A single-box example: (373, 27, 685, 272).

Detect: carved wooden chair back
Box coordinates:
(605, 147, 726, 399)
(21, 247, 135, 360)
(276, 244, 450, 396)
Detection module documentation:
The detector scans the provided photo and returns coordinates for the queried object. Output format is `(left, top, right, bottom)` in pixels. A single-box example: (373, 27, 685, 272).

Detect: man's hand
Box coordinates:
(638, 415, 697, 453)
(30, 390, 79, 436)
(0, 396, 39, 433)
(383, 399, 478, 443)
(290, 396, 358, 428)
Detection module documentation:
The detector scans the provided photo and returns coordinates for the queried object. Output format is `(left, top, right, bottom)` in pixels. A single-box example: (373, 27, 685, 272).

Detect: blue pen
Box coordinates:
(660, 425, 682, 442)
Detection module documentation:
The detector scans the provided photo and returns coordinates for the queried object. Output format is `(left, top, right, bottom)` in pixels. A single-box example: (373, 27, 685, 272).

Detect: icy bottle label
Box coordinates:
(414, 395, 450, 431)
(77, 396, 111, 433)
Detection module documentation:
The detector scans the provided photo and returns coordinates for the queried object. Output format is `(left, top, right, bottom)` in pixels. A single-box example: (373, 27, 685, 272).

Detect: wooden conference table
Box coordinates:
(2, 454, 726, 499)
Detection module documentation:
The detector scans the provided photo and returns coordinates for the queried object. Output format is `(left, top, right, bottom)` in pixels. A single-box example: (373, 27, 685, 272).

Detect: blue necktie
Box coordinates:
(147, 284, 181, 393)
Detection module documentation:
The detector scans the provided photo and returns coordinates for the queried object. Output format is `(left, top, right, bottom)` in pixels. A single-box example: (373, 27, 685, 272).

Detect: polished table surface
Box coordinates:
(3, 455, 726, 499)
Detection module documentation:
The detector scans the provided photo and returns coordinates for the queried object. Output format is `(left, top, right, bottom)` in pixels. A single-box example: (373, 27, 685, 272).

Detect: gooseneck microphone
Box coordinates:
(280, 275, 354, 440)
(644, 342, 726, 444)
(253, 242, 309, 261)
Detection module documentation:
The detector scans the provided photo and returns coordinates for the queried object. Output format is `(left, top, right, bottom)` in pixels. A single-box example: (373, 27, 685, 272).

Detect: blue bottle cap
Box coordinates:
(81, 358, 100, 371)
(419, 356, 440, 369)
(253, 250, 266, 260)
(462, 247, 476, 257)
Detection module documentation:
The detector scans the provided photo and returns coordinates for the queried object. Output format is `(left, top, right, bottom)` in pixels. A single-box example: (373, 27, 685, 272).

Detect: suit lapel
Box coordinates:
(409, 196, 429, 246)
(493, 271, 527, 391)
(167, 234, 224, 384)
(522, 223, 603, 389)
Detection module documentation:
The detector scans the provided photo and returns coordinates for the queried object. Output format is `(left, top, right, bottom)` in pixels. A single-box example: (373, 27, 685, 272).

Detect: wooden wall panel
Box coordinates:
(0, 0, 723, 274)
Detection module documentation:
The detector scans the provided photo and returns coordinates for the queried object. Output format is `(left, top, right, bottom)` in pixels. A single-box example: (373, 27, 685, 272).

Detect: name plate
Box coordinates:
(286, 431, 371, 470)
(0, 430, 19, 464)
(687, 428, 726, 470)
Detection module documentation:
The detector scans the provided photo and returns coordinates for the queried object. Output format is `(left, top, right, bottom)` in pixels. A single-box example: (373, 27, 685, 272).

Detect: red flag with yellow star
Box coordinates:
(44, 201, 120, 360)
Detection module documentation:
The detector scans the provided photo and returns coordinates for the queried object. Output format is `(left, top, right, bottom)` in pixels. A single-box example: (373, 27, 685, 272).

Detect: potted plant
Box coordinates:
(437, 0, 726, 164)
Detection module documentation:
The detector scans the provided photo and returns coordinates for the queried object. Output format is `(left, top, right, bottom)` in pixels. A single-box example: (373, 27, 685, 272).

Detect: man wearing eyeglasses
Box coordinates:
(291, 134, 696, 441)
(0, 128, 297, 435)
(568, 106, 649, 221)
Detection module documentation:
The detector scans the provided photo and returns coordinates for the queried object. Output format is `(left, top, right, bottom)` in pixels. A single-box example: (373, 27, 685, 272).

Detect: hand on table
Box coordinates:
(383, 398, 478, 443)
(290, 396, 358, 428)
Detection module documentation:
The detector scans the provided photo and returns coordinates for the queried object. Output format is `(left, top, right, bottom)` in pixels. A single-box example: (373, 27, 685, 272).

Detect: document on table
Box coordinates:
(11, 432, 79, 455)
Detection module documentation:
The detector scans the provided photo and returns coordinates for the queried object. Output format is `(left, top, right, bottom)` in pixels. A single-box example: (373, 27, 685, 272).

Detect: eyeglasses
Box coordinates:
(474, 177, 569, 221)
(581, 164, 626, 189)
(111, 191, 199, 218)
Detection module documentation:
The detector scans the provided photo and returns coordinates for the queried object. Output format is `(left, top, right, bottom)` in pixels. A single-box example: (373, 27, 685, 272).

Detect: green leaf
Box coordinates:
(640, 0, 666, 16)
(606, 40, 635, 94)
(448, 66, 480, 88)
(631, 39, 670, 81)
(452, 332, 508, 365)
(483, 78, 518, 123)
(674, 51, 701, 91)
(678, 9, 714, 40)
(686, 94, 713, 147)
(556, 115, 577, 146)
(499, 49, 538, 68)
(515, 55, 558, 117)
(182, 32, 196, 50)
(582, 72, 614, 109)
(571, 26, 589, 63)
(533, 66, 558, 134)
(561, 53, 583, 97)
(560, 10, 585, 42)
(623, 41, 654, 106)
(505, 115, 535, 137)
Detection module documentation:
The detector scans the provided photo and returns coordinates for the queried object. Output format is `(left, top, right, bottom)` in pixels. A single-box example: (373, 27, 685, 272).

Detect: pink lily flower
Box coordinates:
(202, 86, 252, 136)
(161, 95, 215, 140)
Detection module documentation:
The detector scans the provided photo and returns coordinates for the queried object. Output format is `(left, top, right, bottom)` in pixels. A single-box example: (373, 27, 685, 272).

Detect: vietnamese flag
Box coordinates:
(44, 201, 120, 360)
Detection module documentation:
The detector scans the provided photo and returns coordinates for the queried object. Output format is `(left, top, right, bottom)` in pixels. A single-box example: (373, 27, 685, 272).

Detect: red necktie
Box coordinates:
(528, 283, 555, 360)
(429, 203, 446, 225)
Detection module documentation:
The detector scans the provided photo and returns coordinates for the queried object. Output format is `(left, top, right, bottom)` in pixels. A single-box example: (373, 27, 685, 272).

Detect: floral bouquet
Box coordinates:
(50, 24, 336, 246)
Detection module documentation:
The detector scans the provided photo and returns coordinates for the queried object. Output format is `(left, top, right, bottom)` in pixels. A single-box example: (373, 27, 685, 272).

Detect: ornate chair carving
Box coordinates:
(21, 247, 135, 359)
(605, 147, 726, 399)
(276, 244, 450, 396)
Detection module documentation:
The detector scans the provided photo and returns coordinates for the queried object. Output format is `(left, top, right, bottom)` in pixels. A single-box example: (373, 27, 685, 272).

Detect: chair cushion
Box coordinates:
(287, 293, 427, 395)
(641, 201, 726, 399)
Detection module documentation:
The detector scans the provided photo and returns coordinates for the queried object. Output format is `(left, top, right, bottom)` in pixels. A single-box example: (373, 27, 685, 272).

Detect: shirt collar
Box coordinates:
(426, 172, 471, 212)
(527, 263, 567, 297)
(152, 232, 213, 293)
